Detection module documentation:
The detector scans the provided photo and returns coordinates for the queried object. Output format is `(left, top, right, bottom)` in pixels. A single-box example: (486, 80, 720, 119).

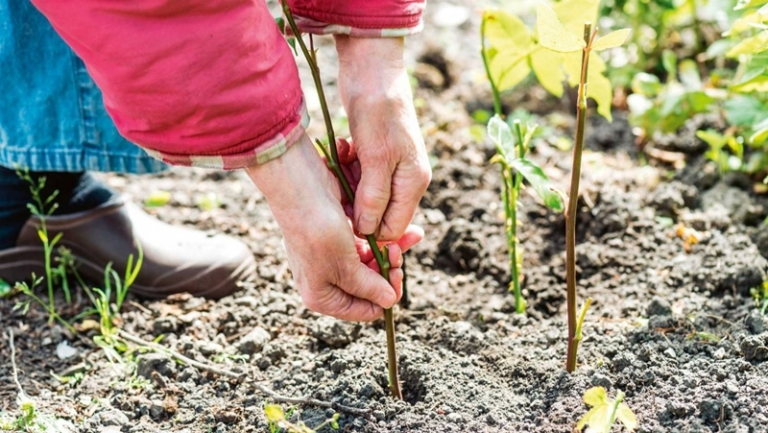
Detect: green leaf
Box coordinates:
(487, 115, 517, 161)
(144, 191, 171, 208)
(552, 0, 599, 37)
(484, 9, 534, 92)
(591, 29, 631, 51)
(617, 403, 638, 430)
(530, 47, 565, 96)
(583, 386, 608, 406)
(508, 158, 563, 211)
(536, 4, 584, 53)
(631, 72, 662, 96)
(0, 279, 11, 298)
(679, 59, 702, 90)
(491, 55, 531, 91)
(662, 50, 678, 76)
(196, 192, 221, 212)
(727, 32, 768, 57)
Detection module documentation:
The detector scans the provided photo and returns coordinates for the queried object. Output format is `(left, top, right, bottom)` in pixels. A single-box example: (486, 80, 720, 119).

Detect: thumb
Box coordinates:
(354, 164, 392, 236)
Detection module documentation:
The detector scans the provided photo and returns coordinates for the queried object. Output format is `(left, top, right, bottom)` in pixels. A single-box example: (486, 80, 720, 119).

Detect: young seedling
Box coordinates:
(281, 5, 402, 399)
(577, 387, 637, 433)
(481, 13, 564, 314)
(534, 4, 629, 372)
(265, 404, 339, 433)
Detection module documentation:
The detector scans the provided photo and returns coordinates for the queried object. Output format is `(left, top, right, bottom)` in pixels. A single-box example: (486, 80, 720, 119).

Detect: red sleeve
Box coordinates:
(30, 0, 307, 169)
(285, 0, 426, 37)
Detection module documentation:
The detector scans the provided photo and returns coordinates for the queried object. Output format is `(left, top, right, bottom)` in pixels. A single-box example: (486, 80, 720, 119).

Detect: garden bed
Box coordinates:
(1, 1, 767, 432)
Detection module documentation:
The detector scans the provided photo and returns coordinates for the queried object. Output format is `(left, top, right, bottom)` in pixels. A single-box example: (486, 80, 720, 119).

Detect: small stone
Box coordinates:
(713, 347, 726, 360)
(136, 353, 176, 379)
(646, 297, 672, 317)
(153, 316, 179, 335)
(590, 373, 612, 389)
(330, 359, 347, 374)
(311, 317, 362, 348)
(740, 335, 768, 361)
(149, 401, 165, 420)
(198, 341, 224, 357)
(372, 410, 386, 421)
(745, 310, 765, 335)
(486, 413, 497, 425)
(235, 327, 271, 355)
(447, 413, 463, 424)
(664, 348, 677, 358)
(97, 409, 129, 427)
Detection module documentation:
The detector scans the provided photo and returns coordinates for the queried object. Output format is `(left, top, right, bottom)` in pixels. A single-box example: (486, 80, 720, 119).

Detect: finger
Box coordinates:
(343, 264, 400, 308)
(354, 164, 392, 236)
(305, 287, 384, 322)
(355, 224, 423, 263)
(377, 166, 431, 241)
(336, 138, 357, 165)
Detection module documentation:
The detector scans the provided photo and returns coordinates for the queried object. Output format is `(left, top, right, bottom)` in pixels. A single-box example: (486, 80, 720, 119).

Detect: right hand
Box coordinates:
(244, 134, 422, 321)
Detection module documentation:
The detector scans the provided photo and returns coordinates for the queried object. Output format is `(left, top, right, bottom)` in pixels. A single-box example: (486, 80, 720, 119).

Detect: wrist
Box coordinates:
(244, 135, 339, 228)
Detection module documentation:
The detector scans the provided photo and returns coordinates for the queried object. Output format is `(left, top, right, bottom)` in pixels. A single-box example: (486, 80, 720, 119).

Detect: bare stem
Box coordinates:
(566, 22, 594, 373)
(283, 4, 401, 400)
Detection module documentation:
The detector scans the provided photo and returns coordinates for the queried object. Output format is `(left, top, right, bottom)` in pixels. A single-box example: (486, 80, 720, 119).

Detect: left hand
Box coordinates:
(335, 36, 432, 242)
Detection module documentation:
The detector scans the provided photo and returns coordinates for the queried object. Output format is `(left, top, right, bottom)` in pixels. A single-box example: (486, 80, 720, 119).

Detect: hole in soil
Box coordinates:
(398, 361, 427, 405)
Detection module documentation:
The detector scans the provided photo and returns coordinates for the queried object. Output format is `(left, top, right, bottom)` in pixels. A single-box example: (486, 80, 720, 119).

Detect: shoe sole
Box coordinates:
(0, 246, 256, 300)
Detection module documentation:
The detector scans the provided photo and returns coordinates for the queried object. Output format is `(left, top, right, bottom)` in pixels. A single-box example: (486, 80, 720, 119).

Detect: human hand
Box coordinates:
(244, 134, 423, 321)
(335, 36, 432, 241)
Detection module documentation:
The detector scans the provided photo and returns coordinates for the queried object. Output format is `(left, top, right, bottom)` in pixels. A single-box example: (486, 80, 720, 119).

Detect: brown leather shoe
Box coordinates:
(0, 201, 256, 299)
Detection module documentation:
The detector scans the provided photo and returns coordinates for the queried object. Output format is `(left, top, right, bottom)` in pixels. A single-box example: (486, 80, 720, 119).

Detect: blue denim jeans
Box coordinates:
(0, 1, 167, 174)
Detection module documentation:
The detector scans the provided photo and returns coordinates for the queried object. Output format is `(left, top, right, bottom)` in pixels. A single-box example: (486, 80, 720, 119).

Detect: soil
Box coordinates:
(2, 1, 768, 432)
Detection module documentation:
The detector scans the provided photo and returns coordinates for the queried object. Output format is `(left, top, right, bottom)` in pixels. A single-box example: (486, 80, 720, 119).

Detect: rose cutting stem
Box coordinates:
(565, 23, 597, 373)
(283, 5, 402, 400)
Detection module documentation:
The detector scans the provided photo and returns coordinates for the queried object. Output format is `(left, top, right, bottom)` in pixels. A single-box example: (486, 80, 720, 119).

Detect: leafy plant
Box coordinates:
(751, 280, 768, 314)
(481, 9, 564, 314)
(482, 0, 626, 121)
(265, 404, 339, 433)
(525, 4, 628, 372)
(15, 168, 67, 320)
(281, 4, 402, 399)
(577, 387, 638, 433)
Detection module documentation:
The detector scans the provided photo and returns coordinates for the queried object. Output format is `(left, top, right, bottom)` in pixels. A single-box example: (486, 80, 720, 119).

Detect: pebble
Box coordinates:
(149, 401, 165, 420)
(136, 353, 176, 378)
(153, 316, 179, 335)
(235, 327, 271, 355)
(664, 348, 677, 358)
(713, 347, 726, 360)
(96, 409, 129, 427)
(646, 297, 673, 317)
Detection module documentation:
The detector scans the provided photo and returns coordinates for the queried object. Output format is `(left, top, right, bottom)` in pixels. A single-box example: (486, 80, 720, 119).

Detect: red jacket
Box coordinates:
(30, 0, 425, 169)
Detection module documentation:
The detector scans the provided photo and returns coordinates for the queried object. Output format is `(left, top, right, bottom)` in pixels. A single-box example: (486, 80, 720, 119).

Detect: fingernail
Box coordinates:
(358, 214, 377, 235)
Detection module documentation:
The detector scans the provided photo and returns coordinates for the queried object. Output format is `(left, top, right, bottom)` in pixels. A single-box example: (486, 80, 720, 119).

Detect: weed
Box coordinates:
(577, 386, 638, 433)
(265, 404, 339, 433)
(15, 168, 66, 320)
(750, 280, 768, 314)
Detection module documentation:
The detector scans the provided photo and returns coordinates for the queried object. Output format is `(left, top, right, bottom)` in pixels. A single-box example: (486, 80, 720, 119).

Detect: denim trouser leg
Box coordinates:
(0, 1, 168, 174)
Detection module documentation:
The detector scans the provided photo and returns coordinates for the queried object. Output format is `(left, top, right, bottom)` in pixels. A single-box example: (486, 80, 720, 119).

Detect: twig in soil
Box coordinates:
(6, 329, 27, 400)
(117, 331, 372, 419)
(118, 330, 244, 379)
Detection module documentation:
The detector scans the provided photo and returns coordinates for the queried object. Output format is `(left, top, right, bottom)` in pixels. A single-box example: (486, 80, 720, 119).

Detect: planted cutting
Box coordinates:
(281, 4, 402, 399)
(532, 4, 629, 371)
(481, 11, 564, 314)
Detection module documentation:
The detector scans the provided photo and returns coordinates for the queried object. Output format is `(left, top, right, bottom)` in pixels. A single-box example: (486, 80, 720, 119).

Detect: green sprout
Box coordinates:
(265, 404, 339, 433)
(577, 387, 638, 433)
(481, 10, 564, 314)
